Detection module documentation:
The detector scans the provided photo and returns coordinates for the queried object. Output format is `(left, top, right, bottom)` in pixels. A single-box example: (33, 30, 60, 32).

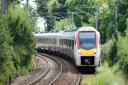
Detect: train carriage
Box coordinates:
(35, 26, 101, 72)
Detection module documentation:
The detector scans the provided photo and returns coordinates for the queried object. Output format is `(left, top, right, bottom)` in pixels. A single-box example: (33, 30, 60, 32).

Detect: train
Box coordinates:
(35, 26, 101, 72)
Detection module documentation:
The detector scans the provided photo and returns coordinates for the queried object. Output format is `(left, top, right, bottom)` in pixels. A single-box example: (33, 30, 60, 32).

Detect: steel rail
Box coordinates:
(27, 54, 50, 85)
(40, 53, 63, 85)
(75, 73, 81, 85)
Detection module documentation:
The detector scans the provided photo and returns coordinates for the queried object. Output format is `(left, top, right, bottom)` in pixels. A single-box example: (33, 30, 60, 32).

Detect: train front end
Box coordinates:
(74, 27, 101, 67)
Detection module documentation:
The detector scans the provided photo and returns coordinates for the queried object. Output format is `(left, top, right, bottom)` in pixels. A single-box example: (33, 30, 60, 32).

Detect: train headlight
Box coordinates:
(79, 49, 81, 54)
(94, 49, 97, 54)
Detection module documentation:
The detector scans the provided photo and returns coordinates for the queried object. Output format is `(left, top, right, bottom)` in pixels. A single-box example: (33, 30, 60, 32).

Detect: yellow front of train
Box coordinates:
(74, 27, 101, 67)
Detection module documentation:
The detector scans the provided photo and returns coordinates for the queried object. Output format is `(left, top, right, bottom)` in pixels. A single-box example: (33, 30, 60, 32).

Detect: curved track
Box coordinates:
(36, 53, 63, 85)
(50, 54, 81, 85)
(27, 54, 50, 85)
(31, 53, 81, 85)
(11, 53, 81, 85)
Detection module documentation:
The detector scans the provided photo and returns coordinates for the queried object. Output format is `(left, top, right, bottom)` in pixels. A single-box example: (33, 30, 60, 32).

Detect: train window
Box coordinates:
(59, 39, 61, 45)
(69, 40, 71, 48)
(48, 38, 50, 44)
(66, 39, 68, 48)
(64, 39, 66, 48)
(50, 38, 52, 44)
(60, 39, 61, 45)
(79, 32, 96, 49)
(62, 39, 63, 46)
(54, 38, 55, 45)
(59, 39, 62, 46)
(53, 38, 55, 45)
(44, 38, 45, 43)
(71, 40, 74, 49)
(67, 40, 69, 48)
(52, 38, 53, 44)
(52, 38, 54, 44)
(54, 38, 56, 45)
(42, 37, 43, 43)
(65, 39, 68, 48)
(46, 38, 47, 44)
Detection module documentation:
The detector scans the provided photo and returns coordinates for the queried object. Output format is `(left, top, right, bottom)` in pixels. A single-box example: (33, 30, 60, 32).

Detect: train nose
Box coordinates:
(85, 59, 91, 64)
(79, 48, 95, 56)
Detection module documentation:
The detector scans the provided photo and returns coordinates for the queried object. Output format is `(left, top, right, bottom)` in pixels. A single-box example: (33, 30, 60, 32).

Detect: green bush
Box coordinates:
(101, 40, 114, 64)
(81, 63, 124, 85)
(0, 17, 16, 84)
(0, 5, 36, 84)
(7, 6, 36, 71)
(117, 34, 128, 78)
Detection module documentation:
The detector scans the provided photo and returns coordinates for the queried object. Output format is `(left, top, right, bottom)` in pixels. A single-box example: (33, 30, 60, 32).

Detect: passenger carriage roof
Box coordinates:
(34, 26, 100, 39)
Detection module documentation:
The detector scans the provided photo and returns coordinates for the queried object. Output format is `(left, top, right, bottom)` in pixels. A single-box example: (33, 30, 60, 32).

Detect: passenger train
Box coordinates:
(35, 26, 101, 72)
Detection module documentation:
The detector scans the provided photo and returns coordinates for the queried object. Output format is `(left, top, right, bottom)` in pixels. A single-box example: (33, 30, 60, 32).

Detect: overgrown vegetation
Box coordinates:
(81, 63, 124, 85)
(0, 3, 35, 85)
(101, 40, 114, 64)
(117, 28, 128, 78)
(0, 17, 16, 85)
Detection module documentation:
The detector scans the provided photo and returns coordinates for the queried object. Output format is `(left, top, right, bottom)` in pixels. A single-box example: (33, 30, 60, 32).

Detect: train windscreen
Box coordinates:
(79, 32, 96, 49)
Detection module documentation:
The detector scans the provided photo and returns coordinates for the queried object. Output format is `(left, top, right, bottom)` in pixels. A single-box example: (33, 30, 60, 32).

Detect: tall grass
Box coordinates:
(81, 63, 124, 85)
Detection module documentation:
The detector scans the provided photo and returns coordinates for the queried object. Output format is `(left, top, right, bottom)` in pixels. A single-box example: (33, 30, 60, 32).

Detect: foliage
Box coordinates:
(117, 30, 128, 78)
(54, 18, 73, 31)
(7, 6, 36, 70)
(7, 0, 20, 6)
(35, 0, 49, 31)
(0, 16, 16, 84)
(101, 40, 114, 65)
(81, 63, 124, 85)
(0, 4, 36, 84)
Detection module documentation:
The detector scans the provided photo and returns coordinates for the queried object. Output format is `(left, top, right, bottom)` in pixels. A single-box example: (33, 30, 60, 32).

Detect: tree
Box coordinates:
(0, 16, 16, 85)
(35, 0, 68, 31)
(8, 6, 35, 69)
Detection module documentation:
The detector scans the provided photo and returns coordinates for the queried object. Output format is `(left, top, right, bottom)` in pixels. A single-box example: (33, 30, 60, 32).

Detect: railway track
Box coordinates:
(30, 53, 81, 85)
(47, 54, 81, 85)
(11, 53, 81, 85)
(28, 53, 63, 85)
(75, 73, 81, 85)
(27, 54, 50, 85)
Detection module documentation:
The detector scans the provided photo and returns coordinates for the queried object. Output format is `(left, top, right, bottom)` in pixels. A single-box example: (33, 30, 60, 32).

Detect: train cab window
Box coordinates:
(79, 32, 96, 50)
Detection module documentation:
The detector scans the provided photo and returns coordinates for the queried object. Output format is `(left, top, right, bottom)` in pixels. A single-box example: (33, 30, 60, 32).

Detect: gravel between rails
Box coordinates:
(51, 55, 81, 85)
(35, 53, 63, 85)
(11, 53, 82, 85)
(11, 55, 49, 85)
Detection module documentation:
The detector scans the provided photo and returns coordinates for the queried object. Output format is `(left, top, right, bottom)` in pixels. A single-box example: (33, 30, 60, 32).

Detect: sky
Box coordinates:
(21, 0, 45, 30)
(29, 0, 36, 8)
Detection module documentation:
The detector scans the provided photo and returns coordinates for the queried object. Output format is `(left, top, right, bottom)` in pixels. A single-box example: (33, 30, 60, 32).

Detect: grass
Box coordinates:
(81, 62, 125, 85)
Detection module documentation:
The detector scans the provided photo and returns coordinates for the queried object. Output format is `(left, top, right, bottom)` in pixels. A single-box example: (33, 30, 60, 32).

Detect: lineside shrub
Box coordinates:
(101, 40, 114, 66)
(7, 6, 36, 75)
(0, 17, 16, 84)
(117, 30, 128, 78)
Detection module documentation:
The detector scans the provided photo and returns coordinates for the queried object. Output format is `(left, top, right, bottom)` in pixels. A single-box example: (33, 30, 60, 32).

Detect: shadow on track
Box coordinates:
(78, 66, 96, 74)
